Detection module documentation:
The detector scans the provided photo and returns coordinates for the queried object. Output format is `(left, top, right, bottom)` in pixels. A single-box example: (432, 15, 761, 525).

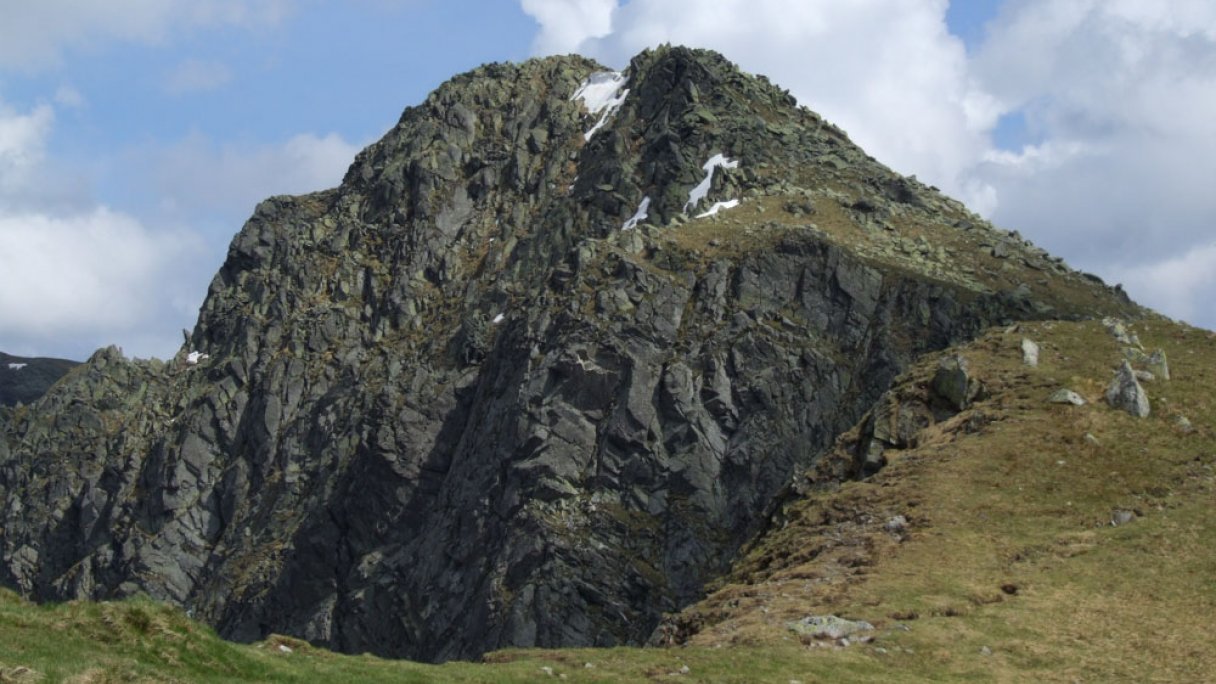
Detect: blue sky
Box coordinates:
(2, 1, 1214, 359)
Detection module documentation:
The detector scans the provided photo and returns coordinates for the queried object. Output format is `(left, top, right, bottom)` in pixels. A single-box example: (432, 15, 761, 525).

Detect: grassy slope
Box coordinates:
(2, 317, 1213, 682)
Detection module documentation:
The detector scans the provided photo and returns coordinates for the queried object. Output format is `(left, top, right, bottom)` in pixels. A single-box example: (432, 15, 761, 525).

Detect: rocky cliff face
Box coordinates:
(0, 47, 1140, 662)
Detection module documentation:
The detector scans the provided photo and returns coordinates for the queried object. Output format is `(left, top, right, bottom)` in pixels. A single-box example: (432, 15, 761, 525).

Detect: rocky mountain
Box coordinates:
(0, 352, 79, 408)
(0, 46, 1141, 663)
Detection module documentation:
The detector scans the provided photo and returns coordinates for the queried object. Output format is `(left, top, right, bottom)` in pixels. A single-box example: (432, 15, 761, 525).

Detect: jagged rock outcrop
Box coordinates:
(0, 46, 1141, 662)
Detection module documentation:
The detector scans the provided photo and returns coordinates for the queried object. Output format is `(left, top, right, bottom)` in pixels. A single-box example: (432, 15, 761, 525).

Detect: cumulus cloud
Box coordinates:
(164, 59, 233, 94)
(969, 0, 1216, 326)
(0, 0, 293, 70)
(143, 131, 362, 221)
(0, 209, 201, 345)
(1108, 243, 1216, 325)
(519, 0, 1216, 329)
(522, 0, 615, 55)
(0, 97, 204, 359)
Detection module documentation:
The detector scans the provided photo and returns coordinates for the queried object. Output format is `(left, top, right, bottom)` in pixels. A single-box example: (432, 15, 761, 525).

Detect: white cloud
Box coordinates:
(164, 59, 233, 94)
(1109, 243, 1216, 326)
(53, 85, 86, 109)
(0, 208, 201, 346)
(0, 0, 293, 70)
(0, 96, 204, 359)
(0, 103, 54, 193)
(521, 0, 616, 55)
(969, 0, 1216, 327)
(144, 131, 362, 220)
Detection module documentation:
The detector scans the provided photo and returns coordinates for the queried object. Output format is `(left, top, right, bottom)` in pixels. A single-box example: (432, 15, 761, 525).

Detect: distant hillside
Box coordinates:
(0, 352, 79, 407)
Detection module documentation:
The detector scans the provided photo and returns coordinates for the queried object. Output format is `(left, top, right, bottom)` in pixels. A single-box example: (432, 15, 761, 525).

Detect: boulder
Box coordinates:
(1105, 360, 1150, 417)
(787, 615, 874, 640)
(931, 354, 982, 411)
(1021, 338, 1040, 367)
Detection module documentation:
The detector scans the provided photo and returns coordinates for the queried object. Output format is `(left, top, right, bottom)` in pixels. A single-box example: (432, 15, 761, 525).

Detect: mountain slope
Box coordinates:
(0, 46, 1139, 663)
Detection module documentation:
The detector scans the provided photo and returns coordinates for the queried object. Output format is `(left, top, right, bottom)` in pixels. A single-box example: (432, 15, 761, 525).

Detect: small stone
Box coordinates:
(1176, 415, 1194, 432)
(1134, 370, 1156, 382)
(1049, 389, 1086, 406)
(1111, 509, 1136, 526)
(1021, 338, 1040, 367)
(787, 615, 875, 640)
(1147, 349, 1170, 380)
(278, 644, 293, 653)
(1084, 432, 1101, 446)
(885, 515, 908, 533)
(679, 665, 690, 674)
(1106, 360, 1150, 417)
(541, 666, 554, 677)
(584, 663, 596, 669)
(1102, 317, 1132, 345)
(980, 646, 993, 656)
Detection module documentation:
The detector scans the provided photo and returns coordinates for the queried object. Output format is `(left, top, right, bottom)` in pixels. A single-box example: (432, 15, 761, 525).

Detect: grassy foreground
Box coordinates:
(3, 316, 1214, 682)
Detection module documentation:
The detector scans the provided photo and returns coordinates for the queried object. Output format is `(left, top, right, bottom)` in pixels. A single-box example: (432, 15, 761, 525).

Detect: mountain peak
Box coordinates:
(1, 46, 1141, 663)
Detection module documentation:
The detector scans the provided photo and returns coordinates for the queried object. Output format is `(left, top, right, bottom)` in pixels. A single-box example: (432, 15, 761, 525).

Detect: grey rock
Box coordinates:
(1021, 338, 1039, 367)
(1106, 361, 1150, 417)
(1102, 317, 1133, 345)
(1147, 349, 1170, 380)
(931, 354, 982, 411)
(1111, 509, 1136, 526)
(1049, 389, 1086, 406)
(787, 615, 874, 640)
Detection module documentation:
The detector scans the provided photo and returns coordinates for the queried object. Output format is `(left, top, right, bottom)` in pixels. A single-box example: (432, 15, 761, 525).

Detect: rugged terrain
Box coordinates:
(0, 46, 1145, 665)
(1, 316, 1211, 682)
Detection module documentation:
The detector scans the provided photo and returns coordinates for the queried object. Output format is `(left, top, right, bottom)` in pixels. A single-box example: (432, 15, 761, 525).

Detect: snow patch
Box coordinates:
(7, 363, 27, 371)
(622, 196, 651, 230)
(185, 351, 209, 365)
(492, 313, 505, 324)
(696, 199, 740, 218)
(685, 154, 739, 213)
(572, 71, 629, 141)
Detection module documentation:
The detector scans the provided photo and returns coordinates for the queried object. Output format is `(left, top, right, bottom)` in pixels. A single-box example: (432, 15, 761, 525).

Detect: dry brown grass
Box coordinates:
(665, 317, 1216, 681)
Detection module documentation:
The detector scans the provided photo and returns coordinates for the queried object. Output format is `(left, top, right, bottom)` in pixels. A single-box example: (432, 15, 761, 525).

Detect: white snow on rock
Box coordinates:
(684, 153, 739, 213)
(695, 199, 740, 218)
(185, 351, 209, 365)
(6, 363, 27, 371)
(492, 313, 505, 324)
(572, 71, 629, 141)
(622, 196, 651, 230)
